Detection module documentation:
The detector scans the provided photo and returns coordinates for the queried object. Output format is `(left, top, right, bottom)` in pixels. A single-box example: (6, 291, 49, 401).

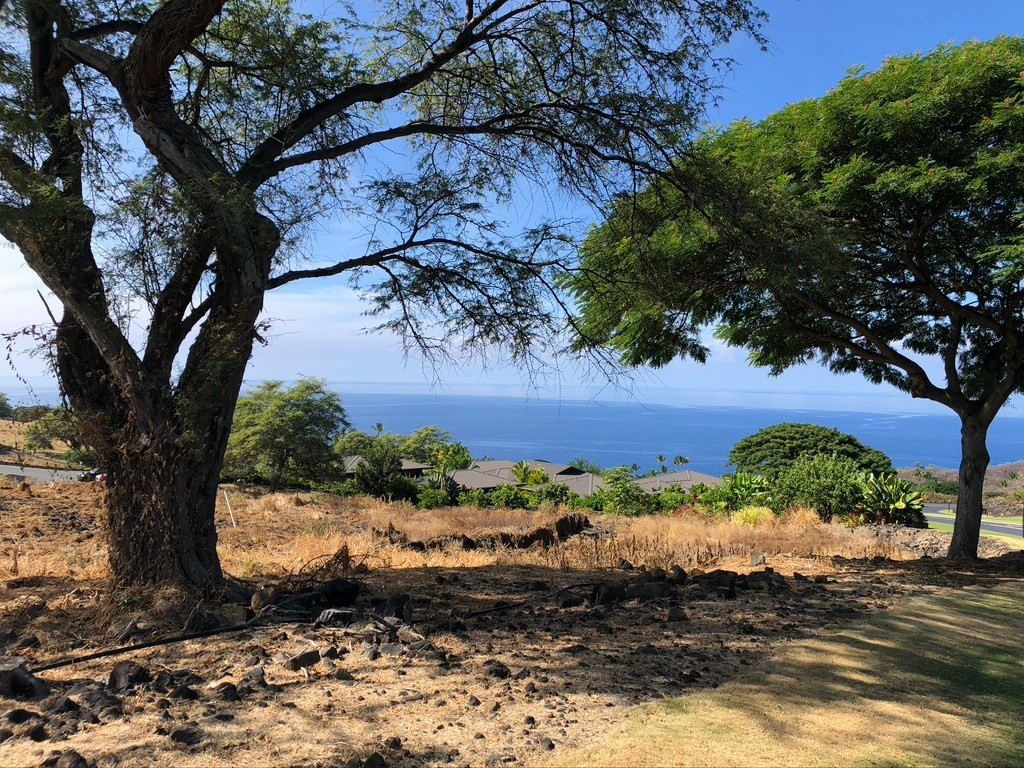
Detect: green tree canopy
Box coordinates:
(729, 423, 892, 477)
(0, 0, 761, 590)
(569, 38, 1024, 558)
(0, 393, 11, 419)
(223, 379, 349, 490)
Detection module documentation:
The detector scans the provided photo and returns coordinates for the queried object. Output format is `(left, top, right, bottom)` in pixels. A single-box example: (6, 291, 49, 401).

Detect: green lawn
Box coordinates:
(554, 585, 1024, 767)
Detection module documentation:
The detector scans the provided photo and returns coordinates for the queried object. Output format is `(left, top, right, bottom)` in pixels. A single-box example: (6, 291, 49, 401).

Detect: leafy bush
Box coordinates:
(655, 484, 694, 512)
(532, 483, 579, 508)
(458, 488, 490, 507)
(0, 392, 11, 419)
(695, 472, 770, 512)
(489, 485, 531, 509)
(732, 505, 777, 526)
(730, 423, 893, 477)
(355, 439, 404, 498)
(576, 491, 606, 512)
(311, 479, 360, 497)
(417, 487, 451, 510)
(387, 475, 421, 504)
(858, 473, 926, 527)
(602, 466, 652, 516)
(774, 453, 864, 520)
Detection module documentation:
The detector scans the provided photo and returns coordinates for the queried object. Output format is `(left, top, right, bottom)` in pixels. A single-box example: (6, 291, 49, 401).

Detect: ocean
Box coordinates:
(5, 378, 1022, 475)
(338, 392, 1024, 476)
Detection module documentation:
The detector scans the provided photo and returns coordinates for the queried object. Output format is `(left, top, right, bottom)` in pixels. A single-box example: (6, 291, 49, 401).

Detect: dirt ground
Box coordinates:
(0, 482, 1021, 768)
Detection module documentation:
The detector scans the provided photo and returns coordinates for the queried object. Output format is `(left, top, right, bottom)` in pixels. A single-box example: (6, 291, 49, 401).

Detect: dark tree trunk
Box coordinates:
(949, 414, 991, 559)
(103, 422, 230, 591)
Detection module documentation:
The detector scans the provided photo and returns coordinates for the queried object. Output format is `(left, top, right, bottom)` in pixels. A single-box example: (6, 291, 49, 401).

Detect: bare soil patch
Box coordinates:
(1, 484, 1020, 767)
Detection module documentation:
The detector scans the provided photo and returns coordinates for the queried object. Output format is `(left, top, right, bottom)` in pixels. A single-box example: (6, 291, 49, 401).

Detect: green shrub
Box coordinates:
(602, 466, 652, 516)
(489, 485, 531, 509)
(417, 487, 451, 510)
(387, 475, 421, 504)
(859, 472, 926, 527)
(458, 488, 490, 507)
(774, 453, 863, 520)
(576, 491, 606, 511)
(732, 505, 776, 527)
(355, 439, 403, 498)
(311, 479, 360, 497)
(532, 483, 579, 508)
(695, 472, 770, 513)
(655, 485, 694, 512)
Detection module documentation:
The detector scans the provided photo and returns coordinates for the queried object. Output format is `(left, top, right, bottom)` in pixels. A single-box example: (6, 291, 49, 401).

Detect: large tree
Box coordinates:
(223, 378, 348, 490)
(729, 423, 893, 478)
(568, 38, 1024, 558)
(0, 0, 762, 590)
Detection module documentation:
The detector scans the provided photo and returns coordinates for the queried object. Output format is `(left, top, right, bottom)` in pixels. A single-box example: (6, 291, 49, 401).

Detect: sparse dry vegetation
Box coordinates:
(1, 481, 1021, 767)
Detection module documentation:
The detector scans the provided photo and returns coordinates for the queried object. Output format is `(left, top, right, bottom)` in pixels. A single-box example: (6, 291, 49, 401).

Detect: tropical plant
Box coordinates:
(511, 461, 550, 485)
(532, 483, 579, 508)
(458, 488, 490, 508)
(858, 473, 927, 527)
(696, 472, 771, 512)
(567, 37, 1024, 558)
(354, 440, 404, 499)
(655, 485, 693, 512)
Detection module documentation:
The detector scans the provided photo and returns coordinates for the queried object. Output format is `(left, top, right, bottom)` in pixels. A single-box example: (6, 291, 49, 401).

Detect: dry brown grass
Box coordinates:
(1, 484, 906, 587)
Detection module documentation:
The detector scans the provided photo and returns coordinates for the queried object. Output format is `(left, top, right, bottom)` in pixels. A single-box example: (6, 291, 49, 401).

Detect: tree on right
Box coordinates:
(568, 38, 1024, 558)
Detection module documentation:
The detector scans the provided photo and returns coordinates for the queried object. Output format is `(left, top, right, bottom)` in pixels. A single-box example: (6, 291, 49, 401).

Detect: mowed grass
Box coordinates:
(927, 520, 1020, 544)
(554, 584, 1024, 768)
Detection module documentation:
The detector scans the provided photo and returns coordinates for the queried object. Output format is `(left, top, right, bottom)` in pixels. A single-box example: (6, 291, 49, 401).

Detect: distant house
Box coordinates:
(632, 470, 722, 493)
(471, 460, 606, 495)
(338, 455, 431, 478)
(449, 468, 520, 491)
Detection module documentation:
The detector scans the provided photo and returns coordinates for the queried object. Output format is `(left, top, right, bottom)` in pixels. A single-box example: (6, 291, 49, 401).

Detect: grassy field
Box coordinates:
(554, 584, 1024, 767)
(927, 520, 1021, 544)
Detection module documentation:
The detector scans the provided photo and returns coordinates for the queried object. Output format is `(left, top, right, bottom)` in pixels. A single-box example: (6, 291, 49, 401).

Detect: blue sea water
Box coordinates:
(5, 376, 1022, 475)
(338, 392, 1024, 476)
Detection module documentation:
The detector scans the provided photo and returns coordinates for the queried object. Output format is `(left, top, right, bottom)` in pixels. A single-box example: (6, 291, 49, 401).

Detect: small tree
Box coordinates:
(729, 423, 892, 477)
(23, 408, 82, 452)
(0, 393, 11, 419)
(223, 379, 348, 490)
(570, 38, 1024, 558)
(602, 466, 652, 516)
(570, 458, 603, 475)
(774, 454, 864, 521)
(355, 439, 404, 499)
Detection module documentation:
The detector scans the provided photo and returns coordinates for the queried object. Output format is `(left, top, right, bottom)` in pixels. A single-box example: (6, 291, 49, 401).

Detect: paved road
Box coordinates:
(924, 503, 1023, 540)
(0, 463, 81, 483)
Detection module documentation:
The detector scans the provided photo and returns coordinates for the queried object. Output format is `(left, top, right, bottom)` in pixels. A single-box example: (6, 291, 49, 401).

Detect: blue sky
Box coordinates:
(3, 0, 1024, 413)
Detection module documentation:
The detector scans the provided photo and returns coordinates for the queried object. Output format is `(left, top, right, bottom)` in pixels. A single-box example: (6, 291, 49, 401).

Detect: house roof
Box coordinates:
(472, 460, 582, 479)
(554, 473, 606, 496)
(450, 468, 520, 490)
(339, 455, 432, 473)
(633, 470, 722, 493)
